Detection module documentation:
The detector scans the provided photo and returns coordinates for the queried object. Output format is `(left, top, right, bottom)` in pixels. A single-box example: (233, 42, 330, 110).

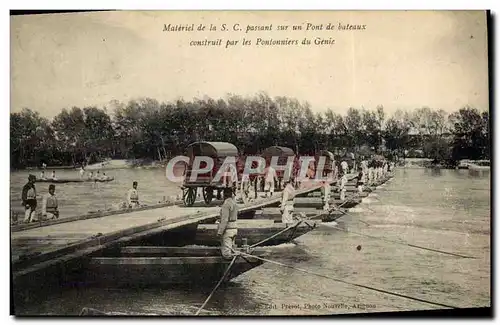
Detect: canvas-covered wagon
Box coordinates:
(182, 141, 239, 206)
(315, 150, 336, 178)
(259, 146, 296, 191)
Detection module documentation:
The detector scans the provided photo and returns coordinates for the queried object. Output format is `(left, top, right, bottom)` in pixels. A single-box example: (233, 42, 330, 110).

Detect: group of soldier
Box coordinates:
(19, 174, 141, 224)
(222, 155, 393, 206)
(21, 174, 59, 223)
(216, 156, 394, 259)
(18, 155, 393, 261)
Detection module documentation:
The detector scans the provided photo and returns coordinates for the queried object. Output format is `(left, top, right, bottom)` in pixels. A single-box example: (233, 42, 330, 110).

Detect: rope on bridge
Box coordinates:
(195, 255, 239, 315)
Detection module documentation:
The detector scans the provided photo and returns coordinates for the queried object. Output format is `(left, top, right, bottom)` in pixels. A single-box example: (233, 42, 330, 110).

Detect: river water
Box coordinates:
(11, 167, 491, 315)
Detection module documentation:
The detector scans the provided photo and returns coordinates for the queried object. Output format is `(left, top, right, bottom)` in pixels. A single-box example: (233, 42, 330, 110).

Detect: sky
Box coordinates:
(10, 10, 489, 118)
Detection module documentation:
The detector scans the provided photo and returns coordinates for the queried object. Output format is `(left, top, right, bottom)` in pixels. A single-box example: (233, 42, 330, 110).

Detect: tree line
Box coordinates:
(10, 92, 490, 169)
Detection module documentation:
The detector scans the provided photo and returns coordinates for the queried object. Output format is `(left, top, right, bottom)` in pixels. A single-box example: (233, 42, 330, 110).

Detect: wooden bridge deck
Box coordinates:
(11, 174, 359, 280)
(11, 206, 218, 262)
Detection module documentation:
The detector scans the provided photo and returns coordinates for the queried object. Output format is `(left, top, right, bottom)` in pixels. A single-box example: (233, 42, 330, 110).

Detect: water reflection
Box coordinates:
(430, 168, 442, 176)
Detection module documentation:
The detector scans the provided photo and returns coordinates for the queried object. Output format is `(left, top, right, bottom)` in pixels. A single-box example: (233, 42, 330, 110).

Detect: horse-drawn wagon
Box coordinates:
(315, 150, 336, 179)
(259, 146, 296, 191)
(182, 141, 239, 206)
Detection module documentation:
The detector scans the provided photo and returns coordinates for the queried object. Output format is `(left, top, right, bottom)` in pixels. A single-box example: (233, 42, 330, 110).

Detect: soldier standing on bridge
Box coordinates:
(127, 181, 140, 208)
(264, 165, 277, 198)
(367, 157, 375, 186)
(322, 179, 331, 211)
(280, 180, 295, 224)
(357, 166, 366, 193)
(239, 172, 251, 204)
(217, 187, 239, 259)
(340, 159, 349, 176)
(221, 163, 238, 199)
(42, 184, 59, 220)
(339, 161, 348, 201)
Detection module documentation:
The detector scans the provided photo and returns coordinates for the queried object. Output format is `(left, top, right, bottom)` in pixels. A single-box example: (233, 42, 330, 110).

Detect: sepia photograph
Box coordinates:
(9, 10, 491, 317)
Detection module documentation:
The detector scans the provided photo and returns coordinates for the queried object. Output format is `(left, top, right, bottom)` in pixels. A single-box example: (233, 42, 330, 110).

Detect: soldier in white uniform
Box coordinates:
(332, 161, 339, 182)
(368, 159, 375, 185)
(264, 165, 277, 197)
(280, 180, 295, 224)
(360, 159, 368, 175)
(42, 184, 59, 220)
(217, 187, 239, 259)
(322, 180, 331, 210)
(383, 161, 388, 177)
(340, 160, 349, 176)
(357, 167, 366, 193)
(350, 153, 356, 173)
(240, 172, 251, 203)
(127, 181, 140, 208)
(339, 165, 348, 201)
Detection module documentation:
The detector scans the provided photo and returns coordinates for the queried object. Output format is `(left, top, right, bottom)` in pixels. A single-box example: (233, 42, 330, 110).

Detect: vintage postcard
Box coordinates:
(10, 10, 490, 317)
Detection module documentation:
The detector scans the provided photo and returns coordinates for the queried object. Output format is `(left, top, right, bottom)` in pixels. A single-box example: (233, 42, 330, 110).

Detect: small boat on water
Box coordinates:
(468, 160, 490, 171)
(25, 165, 77, 171)
(35, 177, 114, 183)
(84, 245, 271, 287)
(457, 160, 471, 169)
(85, 160, 133, 171)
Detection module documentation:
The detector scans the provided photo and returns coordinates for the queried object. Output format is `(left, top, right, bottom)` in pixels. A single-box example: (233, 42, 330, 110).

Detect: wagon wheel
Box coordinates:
(203, 187, 214, 204)
(183, 187, 197, 207)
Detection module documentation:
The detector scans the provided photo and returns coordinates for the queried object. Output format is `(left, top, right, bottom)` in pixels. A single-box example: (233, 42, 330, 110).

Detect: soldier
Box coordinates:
(240, 172, 251, 203)
(127, 181, 140, 208)
(217, 187, 239, 259)
(322, 180, 331, 211)
(42, 184, 59, 220)
(360, 157, 369, 175)
(340, 160, 349, 176)
(368, 157, 375, 186)
(339, 166, 347, 201)
(357, 166, 366, 193)
(280, 180, 295, 224)
(22, 174, 37, 223)
(332, 160, 339, 182)
(221, 163, 238, 199)
(264, 165, 277, 197)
